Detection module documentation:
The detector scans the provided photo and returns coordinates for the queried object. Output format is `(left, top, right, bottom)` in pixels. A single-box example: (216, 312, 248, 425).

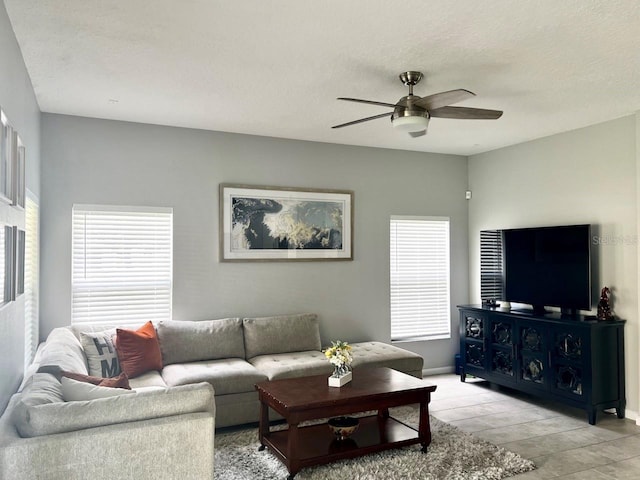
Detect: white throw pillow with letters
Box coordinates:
(80, 329, 121, 378)
(60, 376, 134, 402)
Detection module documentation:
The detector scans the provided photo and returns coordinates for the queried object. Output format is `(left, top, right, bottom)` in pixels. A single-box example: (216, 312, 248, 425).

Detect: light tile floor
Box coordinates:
(427, 373, 640, 479)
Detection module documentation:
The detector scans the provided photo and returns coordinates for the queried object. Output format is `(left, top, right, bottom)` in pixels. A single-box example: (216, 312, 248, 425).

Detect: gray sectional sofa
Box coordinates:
(0, 313, 423, 480)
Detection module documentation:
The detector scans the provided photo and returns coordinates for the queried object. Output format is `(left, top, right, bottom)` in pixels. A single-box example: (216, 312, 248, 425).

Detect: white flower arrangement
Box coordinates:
(324, 340, 353, 377)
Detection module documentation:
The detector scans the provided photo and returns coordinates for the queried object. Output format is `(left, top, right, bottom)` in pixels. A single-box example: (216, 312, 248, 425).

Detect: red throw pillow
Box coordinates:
(115, 321, 163, 378)
(61, 370, 131, 390)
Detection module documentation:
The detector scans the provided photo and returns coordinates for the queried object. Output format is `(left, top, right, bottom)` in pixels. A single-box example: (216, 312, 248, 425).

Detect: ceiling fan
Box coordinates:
(332, 71, 503, 138)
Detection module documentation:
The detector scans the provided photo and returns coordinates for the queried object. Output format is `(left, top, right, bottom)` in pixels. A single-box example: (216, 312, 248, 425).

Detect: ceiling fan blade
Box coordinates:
(331, 111, 393, 129)
(337, 97, 399, 108)
(414, 89, 475, 111)
(429, 106, 503, 120)
(409, 130, 426, 138)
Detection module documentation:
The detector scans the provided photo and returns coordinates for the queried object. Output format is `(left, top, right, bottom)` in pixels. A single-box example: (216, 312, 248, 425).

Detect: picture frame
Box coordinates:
(14, 227, 24, 297)
(0, 111, 13, 205)
(220, 184, 353, 261)
(3, 225, 13, 303)
(12, 138, 25, 210)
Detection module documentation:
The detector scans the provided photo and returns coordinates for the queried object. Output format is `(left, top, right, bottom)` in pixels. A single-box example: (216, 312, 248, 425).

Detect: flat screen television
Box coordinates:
(502, 224, 592, 314)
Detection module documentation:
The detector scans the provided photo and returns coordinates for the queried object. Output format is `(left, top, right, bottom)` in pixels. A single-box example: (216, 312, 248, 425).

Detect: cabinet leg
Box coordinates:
(616, 402, 626, 419)
(460, 373, 466, 383)
(587, 408, 597, 425)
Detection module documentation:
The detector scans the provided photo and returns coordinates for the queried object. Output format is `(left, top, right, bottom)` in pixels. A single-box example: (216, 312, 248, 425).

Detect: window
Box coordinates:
(480, 229, 504, 302)
(25, 194, 39, 368)
(72, 205, 173, 326)
(390, 216, 450, 342)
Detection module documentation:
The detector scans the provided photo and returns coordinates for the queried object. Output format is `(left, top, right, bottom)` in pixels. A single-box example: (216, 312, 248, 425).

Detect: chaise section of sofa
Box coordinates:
(0, 396, 215, 480)
(0, 327, 216, 480)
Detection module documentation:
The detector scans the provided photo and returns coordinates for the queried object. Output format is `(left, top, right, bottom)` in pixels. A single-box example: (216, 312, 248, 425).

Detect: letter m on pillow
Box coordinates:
(100, 357, 120, 377)
(93, 337, 120, 377)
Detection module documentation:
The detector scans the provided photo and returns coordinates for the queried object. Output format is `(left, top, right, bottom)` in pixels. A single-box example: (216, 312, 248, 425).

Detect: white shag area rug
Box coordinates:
(214, 406, 535, 480)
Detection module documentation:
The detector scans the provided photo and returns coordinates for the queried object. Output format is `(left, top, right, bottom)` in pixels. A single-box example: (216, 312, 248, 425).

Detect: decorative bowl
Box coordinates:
(328, 416, 359, 440)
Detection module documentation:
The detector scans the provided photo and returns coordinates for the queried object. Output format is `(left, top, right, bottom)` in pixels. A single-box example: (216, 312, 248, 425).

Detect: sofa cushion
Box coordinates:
(161, 359, 267, 395)
(116, 321, 163, 378)
(128, 370, 168, 390)
(60, 377, 136, 401)
(350, 341, 424, 377)
(242, 313, 321, 359)
(12, 382, 215, 438)
(37, 328, 89, 376)
(157, 318, 244, 365)
(248, 350, 333, 380)
(80, 329, 120, 378)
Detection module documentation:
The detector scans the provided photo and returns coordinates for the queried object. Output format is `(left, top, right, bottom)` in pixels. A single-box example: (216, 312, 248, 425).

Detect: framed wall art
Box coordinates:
(14, 227, 25, 297)
(3, 225, 13, 303)
(12, 139, 25, 210)
(0, 111, 13, 205)
(220, 184, 353, 261)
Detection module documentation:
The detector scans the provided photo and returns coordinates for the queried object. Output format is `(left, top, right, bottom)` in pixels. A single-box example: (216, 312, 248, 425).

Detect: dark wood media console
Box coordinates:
(458, 305, 625, 425)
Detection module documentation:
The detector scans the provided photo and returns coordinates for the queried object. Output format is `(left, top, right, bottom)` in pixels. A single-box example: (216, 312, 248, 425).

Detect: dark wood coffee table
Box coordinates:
(255, 367, 437, 479)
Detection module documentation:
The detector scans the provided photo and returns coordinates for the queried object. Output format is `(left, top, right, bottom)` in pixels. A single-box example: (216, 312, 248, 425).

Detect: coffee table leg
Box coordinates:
(287, 422, 300, 479)
(258, 400, 268, 451)
(378, 407, 389, 419)
(419, 400, 431, 453)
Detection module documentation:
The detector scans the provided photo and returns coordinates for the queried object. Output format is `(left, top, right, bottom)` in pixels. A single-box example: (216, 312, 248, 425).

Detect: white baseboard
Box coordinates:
(422, 366, 456, 376)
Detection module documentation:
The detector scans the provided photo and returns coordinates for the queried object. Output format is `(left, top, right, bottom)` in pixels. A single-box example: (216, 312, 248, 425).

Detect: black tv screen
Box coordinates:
(503, 224, 592, 312)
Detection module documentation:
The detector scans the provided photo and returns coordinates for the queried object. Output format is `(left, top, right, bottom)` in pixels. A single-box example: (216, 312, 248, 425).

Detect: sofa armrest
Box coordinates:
(1, 412, 214, 480)
(12, 382, 215, 438)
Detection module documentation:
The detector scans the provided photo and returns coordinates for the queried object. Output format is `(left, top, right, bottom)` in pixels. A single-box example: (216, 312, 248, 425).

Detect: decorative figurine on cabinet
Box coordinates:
(597, 286, 613, 321)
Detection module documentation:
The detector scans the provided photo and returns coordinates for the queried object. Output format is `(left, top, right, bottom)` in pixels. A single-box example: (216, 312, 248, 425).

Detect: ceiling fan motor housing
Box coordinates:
(391, 95, 429, 132)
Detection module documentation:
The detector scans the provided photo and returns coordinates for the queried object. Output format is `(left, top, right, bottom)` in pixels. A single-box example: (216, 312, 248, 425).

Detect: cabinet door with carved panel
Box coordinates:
(486, 316, 516, 383)
(550, 325, 589, 400)
(517, 320, 550, 392)
(459, 310, 487, 379)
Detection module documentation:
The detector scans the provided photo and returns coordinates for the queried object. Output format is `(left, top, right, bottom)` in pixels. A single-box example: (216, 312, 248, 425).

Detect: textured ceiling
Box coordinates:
(4, 0, 640, 155)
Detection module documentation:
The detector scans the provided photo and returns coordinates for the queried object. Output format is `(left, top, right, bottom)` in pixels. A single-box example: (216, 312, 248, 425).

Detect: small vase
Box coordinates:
(331, 364, 350, 378)
(328, 365, 352, 387)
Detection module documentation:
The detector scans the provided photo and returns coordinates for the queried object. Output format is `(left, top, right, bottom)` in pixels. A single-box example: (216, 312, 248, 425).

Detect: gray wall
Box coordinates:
(468, 115, 639, 419)
(0, 1, 41, 414)
(41, 113, 469, 369)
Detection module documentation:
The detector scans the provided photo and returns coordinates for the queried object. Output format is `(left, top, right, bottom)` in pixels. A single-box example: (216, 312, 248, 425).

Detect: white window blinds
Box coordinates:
(390, 216, 451, 342)
(480, 229, 504, 301)
(25, 195, 39, 367)
(72, 205, 173, 326)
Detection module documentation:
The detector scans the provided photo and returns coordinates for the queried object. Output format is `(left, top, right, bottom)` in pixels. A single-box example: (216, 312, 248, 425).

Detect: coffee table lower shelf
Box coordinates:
(260, 415, 422, 478)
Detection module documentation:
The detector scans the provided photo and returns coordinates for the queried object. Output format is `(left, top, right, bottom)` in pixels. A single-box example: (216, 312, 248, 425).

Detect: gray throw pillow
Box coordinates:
(80, 329, 120, 377)
(243, 313, 321, 359)
(157, 318, 244, 365)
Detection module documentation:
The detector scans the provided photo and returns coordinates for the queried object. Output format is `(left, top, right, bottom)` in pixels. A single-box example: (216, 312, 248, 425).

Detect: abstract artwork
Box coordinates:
(220, 184, 353, 261)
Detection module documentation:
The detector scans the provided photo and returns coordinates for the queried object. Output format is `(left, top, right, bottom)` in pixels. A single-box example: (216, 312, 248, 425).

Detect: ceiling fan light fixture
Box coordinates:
(392, 115, 429, 133)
